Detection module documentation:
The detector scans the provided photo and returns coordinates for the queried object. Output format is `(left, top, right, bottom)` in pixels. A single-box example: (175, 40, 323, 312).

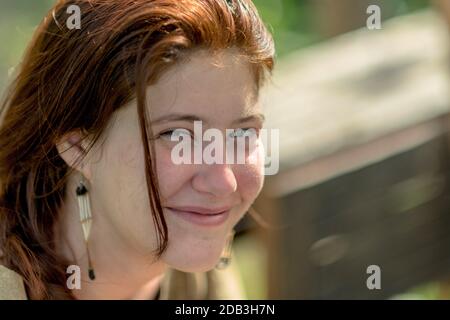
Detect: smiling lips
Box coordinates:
(165, 206, 232, 227)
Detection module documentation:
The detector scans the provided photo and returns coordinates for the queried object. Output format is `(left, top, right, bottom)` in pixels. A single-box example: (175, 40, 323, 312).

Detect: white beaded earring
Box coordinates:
(76, 175, 95, 280)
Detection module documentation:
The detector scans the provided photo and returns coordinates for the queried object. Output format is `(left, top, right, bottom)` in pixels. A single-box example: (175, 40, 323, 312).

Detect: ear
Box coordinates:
(55, 130, 93, 181)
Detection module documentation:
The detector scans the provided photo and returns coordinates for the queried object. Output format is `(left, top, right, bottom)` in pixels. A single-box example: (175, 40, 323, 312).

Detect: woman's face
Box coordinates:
(81, 49, 265, 272)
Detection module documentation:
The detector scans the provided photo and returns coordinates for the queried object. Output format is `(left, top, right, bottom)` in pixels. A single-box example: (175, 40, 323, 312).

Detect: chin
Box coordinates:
(176, 263, 217, 273)
(163, 249, 223, 273)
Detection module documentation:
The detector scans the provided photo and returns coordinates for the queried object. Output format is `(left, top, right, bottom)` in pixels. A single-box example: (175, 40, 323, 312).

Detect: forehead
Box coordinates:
(146, 49, 259, 125)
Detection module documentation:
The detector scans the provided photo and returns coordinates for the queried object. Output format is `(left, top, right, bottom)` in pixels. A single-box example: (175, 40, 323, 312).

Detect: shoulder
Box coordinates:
(0, 265, 28, 300)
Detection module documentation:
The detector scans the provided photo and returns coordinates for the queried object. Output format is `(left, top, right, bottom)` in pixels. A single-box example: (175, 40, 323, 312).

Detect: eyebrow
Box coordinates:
(150, 113, 265, 126)
(232, 113, 265, 125)
(151, 114, 202, 125)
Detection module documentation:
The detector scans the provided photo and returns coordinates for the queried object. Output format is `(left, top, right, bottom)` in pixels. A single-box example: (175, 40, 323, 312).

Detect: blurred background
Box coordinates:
(2, 0, 450, 299)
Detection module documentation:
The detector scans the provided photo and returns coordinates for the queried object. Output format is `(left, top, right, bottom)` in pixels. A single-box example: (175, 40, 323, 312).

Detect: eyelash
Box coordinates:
(228, 128, 260, 139)
(158, 128, 193, 140)
(157, 128, 260, 141)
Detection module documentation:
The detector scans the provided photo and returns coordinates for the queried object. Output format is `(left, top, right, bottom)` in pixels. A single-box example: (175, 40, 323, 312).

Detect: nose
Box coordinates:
(191, 163, 238, 197)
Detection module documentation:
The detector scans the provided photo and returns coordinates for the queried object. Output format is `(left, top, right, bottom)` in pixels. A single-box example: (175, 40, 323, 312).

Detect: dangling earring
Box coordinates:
(76, 175, 96, 280)
(215, 229, 236, 270)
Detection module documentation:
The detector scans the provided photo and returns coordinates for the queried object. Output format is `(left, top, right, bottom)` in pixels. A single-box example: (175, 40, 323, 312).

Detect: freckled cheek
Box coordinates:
(234, 163, 264, 202)
(154, 146, 195, 198)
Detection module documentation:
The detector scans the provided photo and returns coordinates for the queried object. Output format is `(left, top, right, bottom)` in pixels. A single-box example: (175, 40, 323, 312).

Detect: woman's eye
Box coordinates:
(159, 128, 193, 141)
(228, 128, 259, 139)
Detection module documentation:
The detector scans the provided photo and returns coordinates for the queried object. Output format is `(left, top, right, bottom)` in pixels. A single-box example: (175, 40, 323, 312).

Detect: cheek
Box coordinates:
(239, 142, 265, 198)
(234, 162, 265, 203)
(235, 141, 266, 205)
(154, 145, 194, 200)
(89, 138, 161, 250)
(114, 142, 154, 222)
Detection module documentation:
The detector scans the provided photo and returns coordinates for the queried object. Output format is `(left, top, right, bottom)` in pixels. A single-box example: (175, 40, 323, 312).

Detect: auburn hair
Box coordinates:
(0, 0, 274, 299)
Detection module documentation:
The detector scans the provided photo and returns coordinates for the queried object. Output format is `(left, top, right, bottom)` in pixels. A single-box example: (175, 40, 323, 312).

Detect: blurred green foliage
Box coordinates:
(252, 0, 430, 58)
(0, 0, 54, 91)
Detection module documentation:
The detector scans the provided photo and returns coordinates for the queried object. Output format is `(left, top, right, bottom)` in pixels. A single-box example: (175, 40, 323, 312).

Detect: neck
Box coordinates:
(54, 175, 167, 300)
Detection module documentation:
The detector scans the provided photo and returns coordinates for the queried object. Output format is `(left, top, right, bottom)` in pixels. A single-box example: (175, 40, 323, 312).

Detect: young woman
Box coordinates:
(0, 0, 274, 299)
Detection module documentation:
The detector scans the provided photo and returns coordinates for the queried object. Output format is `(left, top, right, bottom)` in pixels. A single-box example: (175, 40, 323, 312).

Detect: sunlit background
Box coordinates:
(2, 0, 450, 299)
